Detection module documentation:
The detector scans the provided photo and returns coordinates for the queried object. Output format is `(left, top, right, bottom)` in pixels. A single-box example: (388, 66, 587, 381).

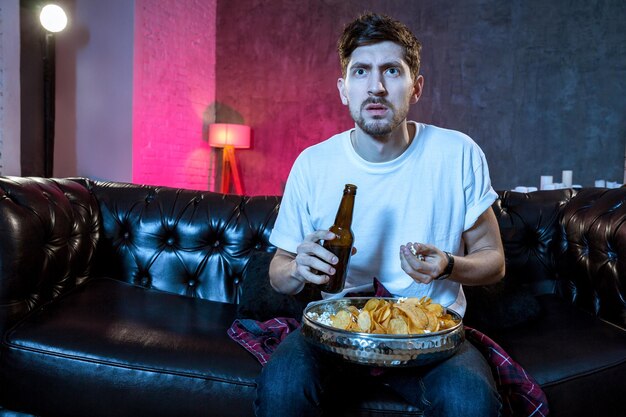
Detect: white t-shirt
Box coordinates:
(270, 122, 497, 316)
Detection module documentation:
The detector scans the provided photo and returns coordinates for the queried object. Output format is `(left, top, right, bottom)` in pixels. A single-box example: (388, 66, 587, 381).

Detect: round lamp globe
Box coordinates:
(40, 4, 68, 33)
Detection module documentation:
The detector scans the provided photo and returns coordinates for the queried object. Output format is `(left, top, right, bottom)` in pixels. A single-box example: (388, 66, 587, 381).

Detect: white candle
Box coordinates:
(540, 175, 553, 190)
(562, 170, 573, 187)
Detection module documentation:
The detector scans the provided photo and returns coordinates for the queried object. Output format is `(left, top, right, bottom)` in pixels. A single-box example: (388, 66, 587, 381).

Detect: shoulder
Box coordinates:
(418, 123, 487, 160)
(419, 123, 476, 147)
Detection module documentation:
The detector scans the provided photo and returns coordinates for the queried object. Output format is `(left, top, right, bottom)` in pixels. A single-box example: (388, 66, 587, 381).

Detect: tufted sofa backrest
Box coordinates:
(494, 187, 626, 328)
(493, 189, 577, 295)
(557, 188, 626, 327)
(88, 180, 280, 304)
(1, 176, 625, 334)
(0, 177, 100, 335)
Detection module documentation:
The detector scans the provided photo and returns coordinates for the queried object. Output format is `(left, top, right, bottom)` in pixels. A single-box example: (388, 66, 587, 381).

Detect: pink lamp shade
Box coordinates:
(209, 123, 251, 149)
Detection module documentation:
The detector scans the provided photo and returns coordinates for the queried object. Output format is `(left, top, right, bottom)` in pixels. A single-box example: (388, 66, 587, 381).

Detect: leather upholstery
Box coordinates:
(0, 177, 100, 336)
(1, 177, 626, 417)
(88, 181, 280, 305)
(492, 188, 577, 295)
(557, 188, 626, 328)
(489, 294, 626, 417)
(1, 278, 260, 417)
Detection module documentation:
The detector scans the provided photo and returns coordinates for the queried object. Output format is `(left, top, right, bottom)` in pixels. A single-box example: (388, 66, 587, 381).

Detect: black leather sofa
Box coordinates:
(0, 176, 625, 417)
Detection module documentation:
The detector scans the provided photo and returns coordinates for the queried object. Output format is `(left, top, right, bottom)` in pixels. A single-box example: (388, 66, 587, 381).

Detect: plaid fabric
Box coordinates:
(465, 327, 548, 417)
(228, 279, 549, 417)
(227, 317, 300, 366)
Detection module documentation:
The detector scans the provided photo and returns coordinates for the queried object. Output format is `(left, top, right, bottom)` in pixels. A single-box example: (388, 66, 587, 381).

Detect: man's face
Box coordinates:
(337, 41, 423, 137)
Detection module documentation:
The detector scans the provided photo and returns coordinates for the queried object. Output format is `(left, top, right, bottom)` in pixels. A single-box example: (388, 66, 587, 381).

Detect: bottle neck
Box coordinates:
(334, 193, 355, 228)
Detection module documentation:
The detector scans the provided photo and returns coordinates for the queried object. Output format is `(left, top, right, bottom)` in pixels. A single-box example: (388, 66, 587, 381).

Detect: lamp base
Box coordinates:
(220, 146, 244, 194)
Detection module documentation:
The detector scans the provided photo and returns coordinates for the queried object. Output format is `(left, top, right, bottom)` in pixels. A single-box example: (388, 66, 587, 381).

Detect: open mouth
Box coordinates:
(364, 103, 388, 116)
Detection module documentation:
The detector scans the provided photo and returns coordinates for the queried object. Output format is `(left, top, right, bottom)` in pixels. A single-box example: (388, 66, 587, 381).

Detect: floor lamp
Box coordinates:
(209, 123, 251, 194)
(39, 4, 68, 177)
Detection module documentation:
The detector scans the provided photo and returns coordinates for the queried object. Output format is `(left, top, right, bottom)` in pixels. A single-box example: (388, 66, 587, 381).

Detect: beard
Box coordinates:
(350, 97, 411, 137)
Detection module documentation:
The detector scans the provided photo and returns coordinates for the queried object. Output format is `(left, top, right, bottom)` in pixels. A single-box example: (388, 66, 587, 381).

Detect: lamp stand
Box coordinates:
(220, 145, 244, 194)
(43, 32, 55, 178)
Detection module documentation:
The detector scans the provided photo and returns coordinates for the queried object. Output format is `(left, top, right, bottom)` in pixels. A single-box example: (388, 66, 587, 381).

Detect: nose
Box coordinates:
(368, 71, 386, 96)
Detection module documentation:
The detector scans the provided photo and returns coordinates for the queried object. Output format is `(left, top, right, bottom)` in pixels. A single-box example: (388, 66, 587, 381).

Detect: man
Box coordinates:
(255, 12, 505, 417)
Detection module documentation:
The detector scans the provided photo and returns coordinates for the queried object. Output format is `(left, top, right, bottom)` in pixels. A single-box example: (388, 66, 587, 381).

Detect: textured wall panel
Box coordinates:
(133, 0, 217, 191)
(216, 0, 626, 195)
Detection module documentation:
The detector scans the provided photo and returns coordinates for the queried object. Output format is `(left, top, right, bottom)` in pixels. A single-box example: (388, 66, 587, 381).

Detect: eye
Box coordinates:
(386, 67, 400, 77)
(353, 68, 367, 77)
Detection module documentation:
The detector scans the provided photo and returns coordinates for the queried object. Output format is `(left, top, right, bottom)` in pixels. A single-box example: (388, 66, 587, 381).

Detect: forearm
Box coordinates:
(450, 207, 505, 285)
(400, 207, 505, 285)
(269, 250, 306, 295)
(448, 247, 504, 286)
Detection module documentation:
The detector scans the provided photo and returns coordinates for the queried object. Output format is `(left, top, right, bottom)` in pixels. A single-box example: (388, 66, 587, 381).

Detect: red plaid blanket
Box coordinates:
(228, 281, 549, 417)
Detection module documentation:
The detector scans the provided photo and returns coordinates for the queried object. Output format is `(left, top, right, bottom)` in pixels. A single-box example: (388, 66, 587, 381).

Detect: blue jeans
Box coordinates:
(255, 329, 501, 417)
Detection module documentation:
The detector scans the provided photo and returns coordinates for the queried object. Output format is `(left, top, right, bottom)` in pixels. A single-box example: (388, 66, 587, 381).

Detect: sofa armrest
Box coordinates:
(558, 187, 626, 329)
(0, 177, 100, 335)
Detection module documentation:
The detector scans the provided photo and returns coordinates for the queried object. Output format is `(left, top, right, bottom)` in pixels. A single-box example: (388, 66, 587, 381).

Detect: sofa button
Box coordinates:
(254, 243, 262, 250)
(188, 279, 196, 287)
(141, 277, 149, 286)
(213, 241, 220, 247)
(167, 237, 175, 246)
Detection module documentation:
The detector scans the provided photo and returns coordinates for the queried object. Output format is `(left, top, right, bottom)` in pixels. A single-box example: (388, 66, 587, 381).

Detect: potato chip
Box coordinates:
(378, 305, 391, 322)
(425, 302, 443, 316)
(347, 305, 360, 317)
(326, 297, 458, 335)
(331, 309, 352, 330)
(424, 310, 440, 332)
(363, 298, 381, 312)
(394, 303, 428, 331)
(357, 310, 372, 332)
(389, 317, 409, 334)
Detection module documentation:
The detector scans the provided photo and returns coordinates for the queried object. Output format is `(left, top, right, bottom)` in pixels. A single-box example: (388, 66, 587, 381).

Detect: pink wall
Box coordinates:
(133, 0, 217, 190)
(216, 2, 356, 196)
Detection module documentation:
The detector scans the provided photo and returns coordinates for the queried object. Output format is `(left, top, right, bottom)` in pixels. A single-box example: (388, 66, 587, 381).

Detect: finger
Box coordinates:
(401, 244, 424, 269)
(295, 264, 331, 285)
(304, 229, 335, 243)
(411, 242, 439, 258)
(401, 245, 439, 279)
(295, 246, 336, 274)
(399, 251, 431, 284)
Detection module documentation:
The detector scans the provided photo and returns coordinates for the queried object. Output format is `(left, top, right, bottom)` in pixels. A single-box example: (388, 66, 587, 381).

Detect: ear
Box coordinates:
(337, 77, 348, 106)
(409, 75, 424, 105)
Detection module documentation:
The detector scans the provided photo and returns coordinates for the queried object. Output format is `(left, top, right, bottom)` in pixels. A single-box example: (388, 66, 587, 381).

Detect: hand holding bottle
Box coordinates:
(291, 184, 357, 293)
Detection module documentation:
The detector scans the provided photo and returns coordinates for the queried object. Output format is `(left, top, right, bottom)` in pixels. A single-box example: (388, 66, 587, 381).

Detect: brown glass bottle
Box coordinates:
(320, 184, 357, 293)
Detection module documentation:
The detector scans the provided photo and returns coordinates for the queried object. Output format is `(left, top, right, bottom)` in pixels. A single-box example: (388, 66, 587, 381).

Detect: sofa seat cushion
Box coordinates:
(488, 294, 626, 417)
(0, 278, 261, 417)
(0, 278, 427, 417)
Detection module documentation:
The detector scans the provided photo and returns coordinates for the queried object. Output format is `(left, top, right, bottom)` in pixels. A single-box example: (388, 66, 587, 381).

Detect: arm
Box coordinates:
(269, 230, 339, 295)
(399, 207, 505, 285)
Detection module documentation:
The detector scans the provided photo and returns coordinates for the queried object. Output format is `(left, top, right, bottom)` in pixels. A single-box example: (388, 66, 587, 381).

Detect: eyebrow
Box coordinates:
(349, 60, 404, 70)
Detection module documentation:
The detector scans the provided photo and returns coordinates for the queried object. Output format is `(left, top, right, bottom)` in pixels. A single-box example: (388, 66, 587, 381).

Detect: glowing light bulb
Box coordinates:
(39, 4, 68, 33)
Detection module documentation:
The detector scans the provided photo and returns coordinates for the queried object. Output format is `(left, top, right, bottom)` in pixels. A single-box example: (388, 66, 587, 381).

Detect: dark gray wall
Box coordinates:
(217, 0, 626, 194)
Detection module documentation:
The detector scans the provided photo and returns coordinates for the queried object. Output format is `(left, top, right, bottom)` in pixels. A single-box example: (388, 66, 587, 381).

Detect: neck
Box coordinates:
(351, 121, 415, 162)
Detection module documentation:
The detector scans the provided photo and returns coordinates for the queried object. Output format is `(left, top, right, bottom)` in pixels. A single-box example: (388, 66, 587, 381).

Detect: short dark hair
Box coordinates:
(337, 12, 422, 81)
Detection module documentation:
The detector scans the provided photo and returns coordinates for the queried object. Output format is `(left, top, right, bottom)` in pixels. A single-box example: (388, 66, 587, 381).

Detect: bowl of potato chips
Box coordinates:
(301, 297, 464, 367)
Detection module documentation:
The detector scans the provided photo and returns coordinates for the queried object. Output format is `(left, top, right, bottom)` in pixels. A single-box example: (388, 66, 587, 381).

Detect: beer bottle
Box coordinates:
(320, 184, 357, 293)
